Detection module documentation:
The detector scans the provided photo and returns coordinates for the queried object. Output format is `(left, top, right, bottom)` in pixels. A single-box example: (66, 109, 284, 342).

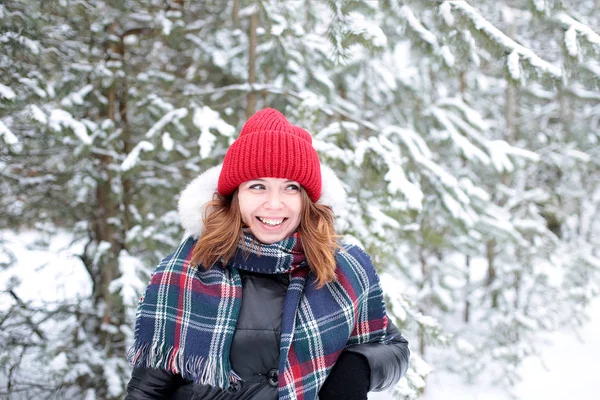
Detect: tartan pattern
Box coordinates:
(128, 232, 387, 400)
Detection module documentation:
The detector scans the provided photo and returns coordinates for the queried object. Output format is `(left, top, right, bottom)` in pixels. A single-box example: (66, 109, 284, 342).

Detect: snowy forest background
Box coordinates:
(1, 0, 599, 399)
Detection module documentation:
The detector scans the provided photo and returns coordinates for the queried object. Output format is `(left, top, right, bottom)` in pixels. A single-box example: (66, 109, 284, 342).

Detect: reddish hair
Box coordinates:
(191, 188, 339, 287)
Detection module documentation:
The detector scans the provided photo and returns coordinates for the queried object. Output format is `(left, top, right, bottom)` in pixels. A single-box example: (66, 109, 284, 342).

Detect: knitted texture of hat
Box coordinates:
(217, 108, 322, 201)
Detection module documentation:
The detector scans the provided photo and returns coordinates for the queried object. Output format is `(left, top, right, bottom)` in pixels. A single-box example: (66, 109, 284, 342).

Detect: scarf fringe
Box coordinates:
(127, 340, 239, 388)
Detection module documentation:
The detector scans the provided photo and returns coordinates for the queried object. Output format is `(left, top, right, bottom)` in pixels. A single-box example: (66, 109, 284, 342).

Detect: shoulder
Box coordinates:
(339, 243, 374, 268)
(140, 236, 200, 302)
(153, 236, 198, 274)
(335, 243, 379, 284)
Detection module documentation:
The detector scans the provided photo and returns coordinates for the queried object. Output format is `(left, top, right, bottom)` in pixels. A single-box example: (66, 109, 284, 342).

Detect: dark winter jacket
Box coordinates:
(126, 270, 410, 399)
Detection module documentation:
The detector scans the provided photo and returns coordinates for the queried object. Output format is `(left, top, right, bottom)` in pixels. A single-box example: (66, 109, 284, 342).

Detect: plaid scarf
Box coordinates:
(128, 232, 387, 400)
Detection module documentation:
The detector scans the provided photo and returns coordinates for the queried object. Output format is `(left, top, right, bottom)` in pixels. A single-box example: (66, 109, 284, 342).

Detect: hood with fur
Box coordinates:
(177, 164, 347, 238)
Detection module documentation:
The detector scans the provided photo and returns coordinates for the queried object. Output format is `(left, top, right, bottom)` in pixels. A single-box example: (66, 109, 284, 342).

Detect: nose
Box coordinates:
(264, 190, 284, 209)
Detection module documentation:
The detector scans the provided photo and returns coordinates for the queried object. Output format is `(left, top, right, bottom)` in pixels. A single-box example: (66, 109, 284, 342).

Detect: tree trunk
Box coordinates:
(232, 0, 240, 24)
(246, 11, 258, 119)
(514, 269, 521, 309)
(464, 255, 470, 323)
(82, 23, 130, 399)
(120, 56, 132, 235)
(486, 239, 498, 308)
(305, 0, 311, 29)
(419, 246, 428, 356)
(505, 24, 517, 143)
(505, 83, 516, 142)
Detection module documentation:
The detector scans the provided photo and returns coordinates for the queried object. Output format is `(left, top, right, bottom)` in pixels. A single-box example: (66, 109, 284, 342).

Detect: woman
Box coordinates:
(126, 108, 410, 399)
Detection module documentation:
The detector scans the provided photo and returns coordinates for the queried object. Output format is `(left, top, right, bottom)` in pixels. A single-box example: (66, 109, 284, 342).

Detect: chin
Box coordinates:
(249, 226, 296, 244)
(252, 233, 291, 244)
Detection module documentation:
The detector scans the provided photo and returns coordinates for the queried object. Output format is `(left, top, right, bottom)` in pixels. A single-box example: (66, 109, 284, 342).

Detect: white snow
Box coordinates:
(145, 107, 188, 138)
(49, 352, 68, 371)
(447, 1, 562, 78)
(315, 121, 359, 141)
(440, 45, 455, 67)
(532, 0, 545, 12)
(29, 104, 48, 124)
(564, 148, 590, 163)
(430, 108, 491, 165)
(104, 357, 124, 398)
(507, 50, 521, 80)
(439, 2, 455, 26)
(500, 140, 540, 162)
(0, 31, 40, 55)
(19, 77, 47, 97)
(121, 140, 155, 171)
(49, 109, 92, 145)
(0, 119, 18, 144)
(568, 84, 600, 100)
(555, 13, 600, 47)
(161, 132, 174, 151)
(0, 83, 16, 100)
(0, 231, 92, 307)
(367, 205, 402, 237)
(564, 26, 578, 57)
(400, 5, 438, 46)
(193, 106, 235, 159)
(418, 298, 600, 400)
(109, 249, 147, 309)
(60, 84, 94, 107)
(124, 34, 138, 46)
(488, 140, 515, 173)
(349, 12, 387, 48)
(156, 10, 173, 36)
(385, 165, 424, 211)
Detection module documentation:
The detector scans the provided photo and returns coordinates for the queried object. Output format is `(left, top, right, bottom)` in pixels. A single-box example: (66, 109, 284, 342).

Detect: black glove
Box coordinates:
(318, 350, 371, 400)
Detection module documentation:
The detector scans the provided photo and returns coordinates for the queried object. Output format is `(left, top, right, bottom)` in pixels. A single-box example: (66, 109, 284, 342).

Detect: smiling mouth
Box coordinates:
(257, 217, 287, 227)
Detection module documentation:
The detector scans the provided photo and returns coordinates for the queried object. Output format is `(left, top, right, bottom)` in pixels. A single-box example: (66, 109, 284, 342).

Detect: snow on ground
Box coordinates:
(419, 298, 600, 400)
(516, 299, 600, 400)
(371, 297, 600, 399)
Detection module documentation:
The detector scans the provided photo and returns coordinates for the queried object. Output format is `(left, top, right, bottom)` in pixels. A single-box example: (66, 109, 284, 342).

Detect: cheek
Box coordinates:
(241, 209, 254, 225)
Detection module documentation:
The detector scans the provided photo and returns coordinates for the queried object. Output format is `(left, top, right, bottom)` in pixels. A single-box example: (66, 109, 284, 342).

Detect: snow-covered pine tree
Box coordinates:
(381, 0, 600, 392)
(1, 1, 240, 397)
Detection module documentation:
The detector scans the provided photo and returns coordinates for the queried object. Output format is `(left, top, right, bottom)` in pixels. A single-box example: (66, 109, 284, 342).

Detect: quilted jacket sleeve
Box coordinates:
(125, 367, 188, 399)
(345, 319, 410, 391)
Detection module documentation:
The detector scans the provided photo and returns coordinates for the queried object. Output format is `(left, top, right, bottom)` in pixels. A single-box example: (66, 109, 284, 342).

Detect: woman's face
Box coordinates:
(237, 177, 303, 244)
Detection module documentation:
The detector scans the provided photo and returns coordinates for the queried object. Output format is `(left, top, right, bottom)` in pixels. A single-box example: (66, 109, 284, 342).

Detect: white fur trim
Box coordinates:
(177, 164, 347, 237)
(318, 164, 347, 215)
(178, 165, 222, 238)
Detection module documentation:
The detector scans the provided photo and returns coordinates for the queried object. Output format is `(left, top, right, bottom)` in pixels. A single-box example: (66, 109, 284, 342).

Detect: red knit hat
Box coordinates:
(217, 108, 322, 202)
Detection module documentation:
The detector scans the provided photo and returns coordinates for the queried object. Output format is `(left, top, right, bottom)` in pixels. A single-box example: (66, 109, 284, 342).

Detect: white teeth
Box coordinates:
(258, 217, 284, 226)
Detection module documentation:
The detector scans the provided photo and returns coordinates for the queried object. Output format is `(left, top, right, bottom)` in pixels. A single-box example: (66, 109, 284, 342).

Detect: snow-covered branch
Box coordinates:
(183, 83, 380, 131)
(445, 1, 562, 79)
(555, 13, 600, 49)
(145, 108, 188, 138)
